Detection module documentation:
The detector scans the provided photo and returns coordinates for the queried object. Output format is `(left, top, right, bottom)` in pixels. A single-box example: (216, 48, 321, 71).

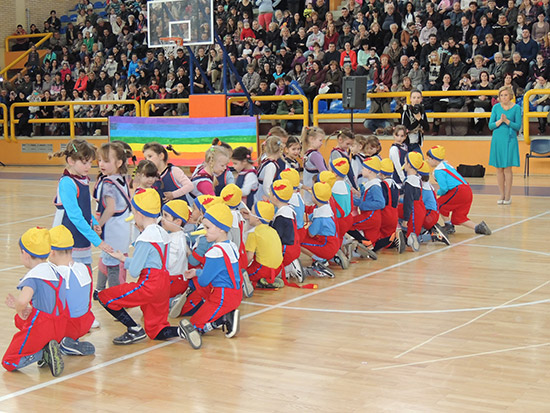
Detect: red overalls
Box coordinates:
(98, 243, 170, 339)
(190, 246, 242, 330)
(3, 278, 68, 371)
(398, 189, 426, 237)
(353, 186, 382, 244)
(65, 265, 95, 341)
(437, 170, 473, 225)
(379, 181, 399, 239)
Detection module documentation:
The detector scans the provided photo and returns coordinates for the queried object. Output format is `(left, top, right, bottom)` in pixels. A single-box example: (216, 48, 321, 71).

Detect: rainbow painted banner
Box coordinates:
(109, 116, 258, 167)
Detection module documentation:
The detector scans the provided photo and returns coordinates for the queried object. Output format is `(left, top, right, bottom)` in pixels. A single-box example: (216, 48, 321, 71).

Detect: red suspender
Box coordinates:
(150, 242, 168, 271)
(43, 277, 65, 316)
(442, 168, 468, 186)
(191, 249, 207, 265)
(210, 245, 239, 289)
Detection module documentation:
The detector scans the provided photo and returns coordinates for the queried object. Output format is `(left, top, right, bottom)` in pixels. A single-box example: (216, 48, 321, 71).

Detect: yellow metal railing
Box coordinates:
(522, 89, 550, 145)
(9, 100, 141, 141)
(1, 33, 53, 81)
(312, 90, 506, 126)
(0, 103, 8, 142)
(142, 98, 190, 117)
(313, 92, 411, 126)
(227, 95, 309, 126)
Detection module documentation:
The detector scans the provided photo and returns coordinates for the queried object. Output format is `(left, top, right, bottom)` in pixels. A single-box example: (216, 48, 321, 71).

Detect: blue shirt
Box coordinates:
(354, 179, 385, 211)
(422, 182, 438, 212)
(188, 234, 213, 267)
(433, 161, 467, 196)
(332, 180, 352, 217)
(308, 204, 337, 237)
(195, 241, 241, 289)
(124, 242, 165, 278)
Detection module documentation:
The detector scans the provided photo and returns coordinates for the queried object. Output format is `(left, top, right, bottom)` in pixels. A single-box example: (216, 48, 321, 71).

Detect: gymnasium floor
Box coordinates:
(0, 167, 549, 412)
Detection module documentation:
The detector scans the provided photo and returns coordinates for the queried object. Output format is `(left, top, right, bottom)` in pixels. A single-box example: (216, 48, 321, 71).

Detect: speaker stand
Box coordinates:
(350, 108, 354, 132)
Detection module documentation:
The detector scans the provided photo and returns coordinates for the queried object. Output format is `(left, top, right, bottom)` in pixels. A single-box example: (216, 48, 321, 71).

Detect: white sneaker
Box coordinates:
(91, 318, 100, 329)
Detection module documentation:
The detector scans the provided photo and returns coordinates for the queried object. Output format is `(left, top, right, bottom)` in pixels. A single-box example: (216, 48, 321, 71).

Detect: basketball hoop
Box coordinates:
(159, 37, 184, 57)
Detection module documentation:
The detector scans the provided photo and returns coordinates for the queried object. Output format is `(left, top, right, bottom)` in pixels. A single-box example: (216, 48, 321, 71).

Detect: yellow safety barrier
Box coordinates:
(313, 92, 411, 126)
(227, 95, 309, 126)
(0, 103, 8, 142)
(142, 98, 190, 117)
(9, 99, 141, 141)
(522, 89, 550, 145)
(312, 90, 504, 127)
(1, 33, 53, 82)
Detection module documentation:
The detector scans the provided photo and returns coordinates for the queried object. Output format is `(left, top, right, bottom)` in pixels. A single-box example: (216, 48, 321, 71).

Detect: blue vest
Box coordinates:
(55, 176, 93, 249)
(235, 169, 258, 210)
(158, 164, 187, 202)
(214, 169, 231, 196)
(391, 143, 408, 186)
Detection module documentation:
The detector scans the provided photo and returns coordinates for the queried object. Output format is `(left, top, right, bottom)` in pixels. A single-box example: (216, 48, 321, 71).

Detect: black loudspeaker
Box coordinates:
(342, 76, 368, 110)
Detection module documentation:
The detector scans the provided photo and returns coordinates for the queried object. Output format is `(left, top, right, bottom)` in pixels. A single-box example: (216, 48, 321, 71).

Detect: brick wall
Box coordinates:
(1, 0, 77, 68)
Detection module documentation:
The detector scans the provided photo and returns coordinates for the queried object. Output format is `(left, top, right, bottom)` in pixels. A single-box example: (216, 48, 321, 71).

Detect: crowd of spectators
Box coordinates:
(2, 0, 550, 136)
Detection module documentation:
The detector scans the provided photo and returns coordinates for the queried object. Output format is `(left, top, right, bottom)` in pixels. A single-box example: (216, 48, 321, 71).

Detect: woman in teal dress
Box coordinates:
(488, 86, 521, 205)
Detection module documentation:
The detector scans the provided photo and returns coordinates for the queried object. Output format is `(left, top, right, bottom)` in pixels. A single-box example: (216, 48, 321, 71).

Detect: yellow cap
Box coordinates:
(49, 225, 74, 250)
(194, 195, 222, 214)
(132, 188, 161, 218)
(330, 157, 350, 177)
(203, 203, 234, 232)
(220, 184, 243, 208)
(405, 151, 424, 172)
(280, 168, 300, 189)
(427, 145, 446, 161)
(319, 170, 336, 188)
(419, 161, 431, 176)
(380, 158, 394, 176)
(271, 179, 293, 202)
(253, 201, 275, 224)
(162, 200, 190, 224)
(312, 182, 332, 204)
(20, 227, 51, 258)
(362, 156, 381, 173)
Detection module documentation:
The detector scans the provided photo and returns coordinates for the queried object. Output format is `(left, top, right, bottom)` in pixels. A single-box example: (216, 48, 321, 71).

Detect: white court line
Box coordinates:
(0, 210, 548, 403)
(0, 265, 24, 273)
(394, 279, 550, 359)
(470, 244, 550, 257)
(372, 342, 550, 371)
(0, 214, 55, 228)
(241, 297, 550, 314)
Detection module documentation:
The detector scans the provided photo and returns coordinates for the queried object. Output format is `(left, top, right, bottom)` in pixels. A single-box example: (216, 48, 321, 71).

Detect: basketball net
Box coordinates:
(159, 37, 184, 57)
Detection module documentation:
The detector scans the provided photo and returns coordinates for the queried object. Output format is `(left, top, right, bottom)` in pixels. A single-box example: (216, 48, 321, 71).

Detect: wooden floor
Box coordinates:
(1, 166, 550, 412)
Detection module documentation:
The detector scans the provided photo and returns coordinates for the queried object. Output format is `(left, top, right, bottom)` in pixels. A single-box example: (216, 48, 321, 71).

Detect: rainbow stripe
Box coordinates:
(109, 116, 258, 167)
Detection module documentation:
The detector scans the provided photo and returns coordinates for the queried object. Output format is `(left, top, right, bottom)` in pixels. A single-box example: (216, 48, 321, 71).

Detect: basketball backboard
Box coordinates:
(147, 0, 214, 47)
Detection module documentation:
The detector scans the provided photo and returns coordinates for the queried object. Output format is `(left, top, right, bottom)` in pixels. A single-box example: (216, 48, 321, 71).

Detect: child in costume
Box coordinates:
(301, 182, 341, 278)
(245, 201, 284, 289)
(328, 129, 357, 189)
(48, 225, 95, 357)
(143, 142, 193, 203)
(349, 157, 385, 260)
(3, 228, 66, 377)
(232, 146, 259, 210)
(418, 162, 451, 245)
(301, 126, 327, 205)
(95, 142, 132, 292)
(182, 204, 243, 345)
(279, 168, 306, 281)
(389, 125, 408, 188)
(255, 136, 284, 202)
(398, 151, 425, 252)
(425, 145, 491, 236)
(375, 158, 405, 253)
(98, 189, 197, 347)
